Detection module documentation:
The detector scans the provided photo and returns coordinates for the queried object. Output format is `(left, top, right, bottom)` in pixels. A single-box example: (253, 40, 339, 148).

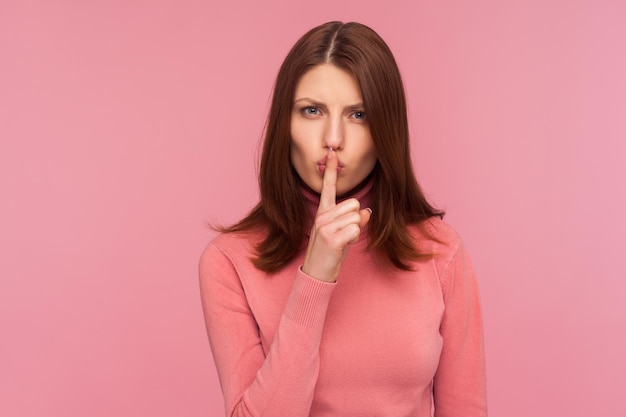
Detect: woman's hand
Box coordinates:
(301, 148, 371, 282)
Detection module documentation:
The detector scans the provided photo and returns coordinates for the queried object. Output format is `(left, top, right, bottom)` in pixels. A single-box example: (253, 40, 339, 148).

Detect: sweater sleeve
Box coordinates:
(433, 241, 488, 417)
(199, 241, 335, 417)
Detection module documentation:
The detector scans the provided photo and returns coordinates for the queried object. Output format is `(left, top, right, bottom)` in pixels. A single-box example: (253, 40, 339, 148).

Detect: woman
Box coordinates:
(200, 21, 487, 416)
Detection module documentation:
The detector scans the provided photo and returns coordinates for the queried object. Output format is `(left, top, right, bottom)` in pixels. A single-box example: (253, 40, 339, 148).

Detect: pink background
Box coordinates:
(1, 1, 625, 416)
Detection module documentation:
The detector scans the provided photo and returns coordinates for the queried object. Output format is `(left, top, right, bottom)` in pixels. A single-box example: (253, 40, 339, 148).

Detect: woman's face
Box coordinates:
(290, 64, 377, 196)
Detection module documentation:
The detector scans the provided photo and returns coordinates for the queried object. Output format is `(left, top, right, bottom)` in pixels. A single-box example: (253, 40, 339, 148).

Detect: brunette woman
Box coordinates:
(200, 21, 487, 417)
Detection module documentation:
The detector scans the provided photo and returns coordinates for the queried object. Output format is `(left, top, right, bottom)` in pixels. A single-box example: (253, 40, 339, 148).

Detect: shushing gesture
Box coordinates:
(301, 148, 372, 282)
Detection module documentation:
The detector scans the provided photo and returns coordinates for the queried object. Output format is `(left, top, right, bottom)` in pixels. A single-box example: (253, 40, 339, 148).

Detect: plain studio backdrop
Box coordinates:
(1, 1, 625, 416)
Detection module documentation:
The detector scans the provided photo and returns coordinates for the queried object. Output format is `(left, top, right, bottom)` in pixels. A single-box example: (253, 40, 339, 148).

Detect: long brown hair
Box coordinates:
(220, 21, 444, 272)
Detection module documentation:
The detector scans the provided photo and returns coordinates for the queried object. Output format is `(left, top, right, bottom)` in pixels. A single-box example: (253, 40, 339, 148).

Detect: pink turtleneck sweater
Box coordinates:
(199, 181, 487, 417)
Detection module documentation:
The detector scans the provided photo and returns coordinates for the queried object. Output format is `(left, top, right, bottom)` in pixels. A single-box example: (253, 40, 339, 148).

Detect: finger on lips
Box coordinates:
(319, 147, 338, 212)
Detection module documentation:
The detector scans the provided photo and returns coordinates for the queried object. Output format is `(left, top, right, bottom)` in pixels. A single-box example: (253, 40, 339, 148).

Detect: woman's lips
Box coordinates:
(317, 156, 345, 174)
(318, 164, 345, 174)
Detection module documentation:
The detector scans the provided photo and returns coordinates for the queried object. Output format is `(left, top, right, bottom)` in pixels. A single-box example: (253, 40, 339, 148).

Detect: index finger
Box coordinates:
(318, 147, 338, 212)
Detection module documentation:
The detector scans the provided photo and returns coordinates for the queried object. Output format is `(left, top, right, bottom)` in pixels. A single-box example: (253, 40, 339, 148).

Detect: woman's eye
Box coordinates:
(352, 111, 366, 120)
(301, 106, 321, 116)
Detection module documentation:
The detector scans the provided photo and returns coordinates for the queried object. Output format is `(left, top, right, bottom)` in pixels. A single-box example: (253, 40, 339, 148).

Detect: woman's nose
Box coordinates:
(323, 118, 344, 150)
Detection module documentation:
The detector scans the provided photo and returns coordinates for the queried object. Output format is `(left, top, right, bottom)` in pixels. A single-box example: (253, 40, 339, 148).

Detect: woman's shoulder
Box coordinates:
(409, 216, 464, 267)
(203, 229, 264, 260)
(199, 229, 267, 285)
(418, 216, 461, 243)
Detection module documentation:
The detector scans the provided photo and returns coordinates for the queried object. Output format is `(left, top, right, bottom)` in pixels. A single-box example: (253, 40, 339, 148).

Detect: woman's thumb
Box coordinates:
(359, 207, 372, 229)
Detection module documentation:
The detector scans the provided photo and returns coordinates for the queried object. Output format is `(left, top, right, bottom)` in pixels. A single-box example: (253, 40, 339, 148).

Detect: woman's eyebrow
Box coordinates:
(294, 97, 364, 110)
(345, 103, 365, 111)
(294, 97, 323, 105)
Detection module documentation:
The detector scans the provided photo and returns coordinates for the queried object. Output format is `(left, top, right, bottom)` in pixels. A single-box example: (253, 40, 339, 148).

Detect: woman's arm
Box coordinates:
(199, 242, 335, 417)
(200, 150, 369, 416)
(433, 241, 488, 417)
